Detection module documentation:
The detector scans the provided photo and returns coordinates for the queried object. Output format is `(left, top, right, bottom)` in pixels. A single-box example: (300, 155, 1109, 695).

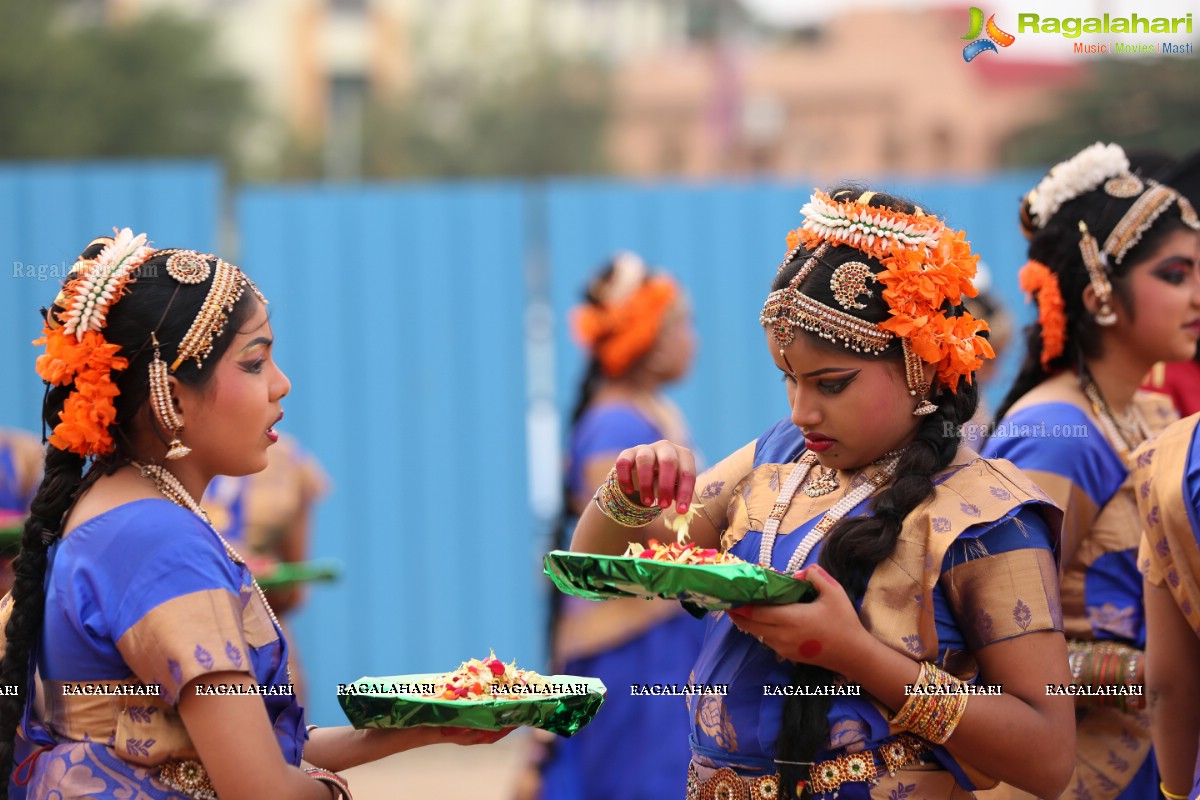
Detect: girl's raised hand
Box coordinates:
(613, 440, 698, 514)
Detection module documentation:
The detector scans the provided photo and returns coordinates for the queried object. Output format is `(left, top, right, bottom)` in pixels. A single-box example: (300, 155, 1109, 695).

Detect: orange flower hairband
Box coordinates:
(762, 190, 995, 395)
(571, 276, 679, 378)
(1017, 260, 1066, 370)
(35, 229, 153, 456)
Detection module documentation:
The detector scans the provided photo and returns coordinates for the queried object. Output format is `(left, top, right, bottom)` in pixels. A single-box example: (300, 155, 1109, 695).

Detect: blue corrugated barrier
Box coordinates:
(0, 161, 221, 430)
(237, 182, 536, 724)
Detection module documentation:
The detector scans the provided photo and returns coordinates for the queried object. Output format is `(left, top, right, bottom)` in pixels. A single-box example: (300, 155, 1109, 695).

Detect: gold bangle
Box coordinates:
(593, 466, 662, 527)
(1160, 782, 1189, 800)
(889, 661, 969, 745)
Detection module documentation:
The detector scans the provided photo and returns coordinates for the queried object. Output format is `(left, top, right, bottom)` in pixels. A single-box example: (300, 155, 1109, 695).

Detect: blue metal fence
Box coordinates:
(0, 164, 1046, 726)
(0, 161, 222, 430)
(237, 182, 536, 723)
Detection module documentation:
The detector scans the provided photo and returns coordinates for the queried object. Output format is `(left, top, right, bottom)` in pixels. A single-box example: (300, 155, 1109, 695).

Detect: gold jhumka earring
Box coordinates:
(1078, 221, 1117, 327)
(148, 332, 190, 460)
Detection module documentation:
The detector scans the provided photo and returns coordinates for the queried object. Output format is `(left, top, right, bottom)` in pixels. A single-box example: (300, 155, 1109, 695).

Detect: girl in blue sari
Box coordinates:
(984, 143, 1200, 800)
(571, 187, 1075, 799)
(0, 232, 505, 800)
(537, 253, 704, 800)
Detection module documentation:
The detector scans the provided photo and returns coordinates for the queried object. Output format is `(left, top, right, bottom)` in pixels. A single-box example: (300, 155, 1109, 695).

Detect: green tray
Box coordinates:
(338, 673, 606, 737)
(544, 550, 815, 612)
(255, 560, 340, 590)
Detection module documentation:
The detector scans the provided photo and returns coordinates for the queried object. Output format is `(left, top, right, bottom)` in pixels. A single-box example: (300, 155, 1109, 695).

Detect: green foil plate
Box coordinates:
(254, 560, 340, 590)
(544, 550, 816, 611)
(338, 673, 606, 737)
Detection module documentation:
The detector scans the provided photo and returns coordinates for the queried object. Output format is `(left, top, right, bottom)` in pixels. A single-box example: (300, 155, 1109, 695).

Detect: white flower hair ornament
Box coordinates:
(1026, 142, 1130, 229)
(59, 228, 154, 337)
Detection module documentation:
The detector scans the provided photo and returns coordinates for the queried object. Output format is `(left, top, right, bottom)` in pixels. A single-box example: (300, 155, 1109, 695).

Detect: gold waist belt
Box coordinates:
(687, 734, 930, 799)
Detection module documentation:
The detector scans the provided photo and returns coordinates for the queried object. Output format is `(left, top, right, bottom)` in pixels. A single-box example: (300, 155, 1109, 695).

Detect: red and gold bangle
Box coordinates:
(305, 768, 352, 799)
(890, 661, 970, 745)
(593, 466, 662, 527)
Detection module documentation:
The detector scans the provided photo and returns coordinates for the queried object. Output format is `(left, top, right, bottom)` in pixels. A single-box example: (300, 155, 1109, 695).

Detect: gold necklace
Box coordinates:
(759, 448, 904, 573)
(134, 462, 291, 681)
(802, 465, 840, 498)
(1081, 375, 1149, 455)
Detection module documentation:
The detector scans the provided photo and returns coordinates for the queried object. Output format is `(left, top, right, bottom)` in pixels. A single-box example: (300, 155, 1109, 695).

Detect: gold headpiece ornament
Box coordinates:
(156, 250, 265, 372)
(760, 190, 994, 412)
(148, 249, 265, 458)
(35, 234, 265, 459)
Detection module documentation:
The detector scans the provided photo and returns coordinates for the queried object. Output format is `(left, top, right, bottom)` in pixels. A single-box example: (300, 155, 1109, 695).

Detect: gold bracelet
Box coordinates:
(593, 466, 662, 527)
(890, 661, 970, 745)
(1161, 782, 1189, 800)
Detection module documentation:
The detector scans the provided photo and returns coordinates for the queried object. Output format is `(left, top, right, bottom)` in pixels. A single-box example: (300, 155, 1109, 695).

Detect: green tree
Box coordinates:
(368, 58, 610, 179)
(1000, 58, 1200, 166)
(0, 0, 253, 164)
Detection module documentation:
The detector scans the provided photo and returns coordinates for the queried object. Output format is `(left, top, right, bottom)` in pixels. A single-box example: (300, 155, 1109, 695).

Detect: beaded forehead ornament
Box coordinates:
(760, 190, 994, 399)
(153, 249, 266, 372)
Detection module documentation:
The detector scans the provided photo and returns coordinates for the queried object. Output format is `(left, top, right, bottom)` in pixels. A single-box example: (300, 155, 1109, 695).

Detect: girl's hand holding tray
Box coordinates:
(544, 536, 816, 614)
(338, 653, 606, 737)
(548, 504, 814, 612)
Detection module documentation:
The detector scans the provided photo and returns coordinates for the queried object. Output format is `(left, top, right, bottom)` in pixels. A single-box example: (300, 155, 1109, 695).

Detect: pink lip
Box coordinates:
(266, 411, 283, 443)
(804, 433, 836, 452)
(1184, 320, 1200, 335)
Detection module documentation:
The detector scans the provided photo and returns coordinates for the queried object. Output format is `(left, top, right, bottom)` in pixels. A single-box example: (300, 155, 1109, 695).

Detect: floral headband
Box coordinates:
(760, 190, 994, 405)
(570, 253, 680, 378)
(35, 229, 263, 458)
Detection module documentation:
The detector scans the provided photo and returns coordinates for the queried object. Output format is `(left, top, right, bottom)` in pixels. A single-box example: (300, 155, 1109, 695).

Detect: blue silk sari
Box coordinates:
(689, 419, 1062, 798)
(1135, 413, 1200, 800)
(2, 499, 305, 799)
(984, 394, 1178, 799)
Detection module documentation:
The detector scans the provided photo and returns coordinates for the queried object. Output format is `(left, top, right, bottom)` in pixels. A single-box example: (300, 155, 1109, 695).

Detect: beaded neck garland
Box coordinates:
(134, 462, 290, 672)
(757, 448, 904, 575)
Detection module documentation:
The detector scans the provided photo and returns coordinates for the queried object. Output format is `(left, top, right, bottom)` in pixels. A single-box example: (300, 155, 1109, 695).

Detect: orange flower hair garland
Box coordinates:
(35, 229, 153, 457)
(791, 191, 995, 393)
(571, 276, 679, 378)
(1017, 260, 1066, 370)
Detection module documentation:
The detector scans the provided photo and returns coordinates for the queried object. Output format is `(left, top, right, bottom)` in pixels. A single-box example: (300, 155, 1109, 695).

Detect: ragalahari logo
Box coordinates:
(962, 7, 1016, 61)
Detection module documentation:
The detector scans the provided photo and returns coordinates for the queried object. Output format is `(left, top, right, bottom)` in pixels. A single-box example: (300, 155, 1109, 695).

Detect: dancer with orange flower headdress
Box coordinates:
(0, 230, 509, 800)
(567, 187, 1074, 799)
(984, 143, 1200, 800)
(531, 253, 703, 800)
